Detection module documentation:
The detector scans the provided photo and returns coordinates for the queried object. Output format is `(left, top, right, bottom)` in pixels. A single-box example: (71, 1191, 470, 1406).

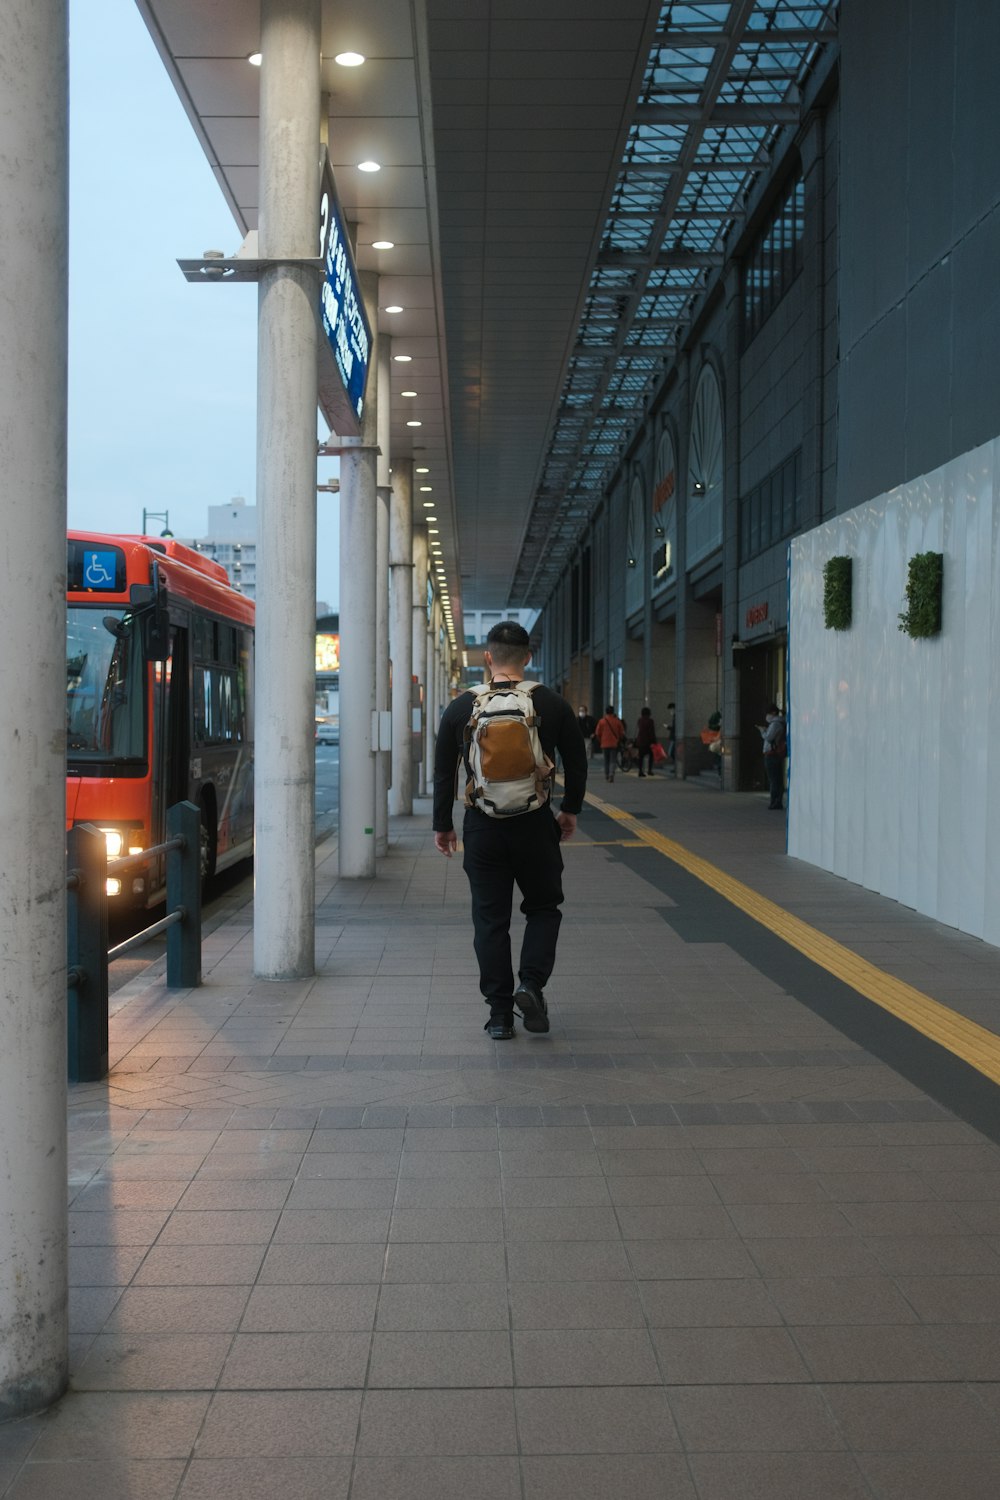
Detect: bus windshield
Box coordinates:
(66, 606, 146, 762)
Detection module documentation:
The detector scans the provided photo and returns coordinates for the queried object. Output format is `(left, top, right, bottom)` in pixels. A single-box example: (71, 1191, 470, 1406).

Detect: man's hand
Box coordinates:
(434, 830, 458, 857)
(556, 812, 577, 842)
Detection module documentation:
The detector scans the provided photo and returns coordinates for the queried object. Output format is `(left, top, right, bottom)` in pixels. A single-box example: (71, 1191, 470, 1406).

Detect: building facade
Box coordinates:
(537, 5, 1000, 801)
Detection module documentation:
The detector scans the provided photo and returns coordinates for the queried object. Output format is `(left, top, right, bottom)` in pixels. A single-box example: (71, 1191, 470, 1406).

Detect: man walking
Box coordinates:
(433, 621, 588, 1039)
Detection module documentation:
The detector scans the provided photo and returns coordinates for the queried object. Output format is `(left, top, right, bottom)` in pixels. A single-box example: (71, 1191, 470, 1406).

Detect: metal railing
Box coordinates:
(66, 800, 202, 1083)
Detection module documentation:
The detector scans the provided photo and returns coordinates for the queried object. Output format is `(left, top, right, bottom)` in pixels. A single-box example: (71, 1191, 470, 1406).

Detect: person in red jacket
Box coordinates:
(593, 705, 625, 782)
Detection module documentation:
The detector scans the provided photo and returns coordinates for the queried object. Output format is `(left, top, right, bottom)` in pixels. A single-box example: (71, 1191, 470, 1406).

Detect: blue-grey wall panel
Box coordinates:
(952, 206, 1000, 459)
(838, 0, 1000, 507)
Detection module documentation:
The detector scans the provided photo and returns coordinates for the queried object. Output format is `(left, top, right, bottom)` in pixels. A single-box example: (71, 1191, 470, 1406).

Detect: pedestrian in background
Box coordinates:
(594, 704, 625, 782)
(635, 705, 657, 777)
(758, 703, 787, 810)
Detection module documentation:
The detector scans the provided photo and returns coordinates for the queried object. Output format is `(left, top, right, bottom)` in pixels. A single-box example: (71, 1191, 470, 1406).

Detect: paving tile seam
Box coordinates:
(586, 789, 1000, 1088)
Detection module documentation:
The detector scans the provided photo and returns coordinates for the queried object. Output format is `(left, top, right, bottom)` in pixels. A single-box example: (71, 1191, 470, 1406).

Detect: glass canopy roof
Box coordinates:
(512, 0, 838, 601)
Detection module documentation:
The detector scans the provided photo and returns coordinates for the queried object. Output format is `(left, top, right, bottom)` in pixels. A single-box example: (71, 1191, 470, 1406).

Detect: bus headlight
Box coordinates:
(106, 878, 122, 896)
(99, 827, 124, 860)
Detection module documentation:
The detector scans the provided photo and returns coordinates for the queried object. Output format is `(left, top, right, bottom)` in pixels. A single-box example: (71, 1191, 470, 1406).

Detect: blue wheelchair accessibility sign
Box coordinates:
(83, 550, 118, 589)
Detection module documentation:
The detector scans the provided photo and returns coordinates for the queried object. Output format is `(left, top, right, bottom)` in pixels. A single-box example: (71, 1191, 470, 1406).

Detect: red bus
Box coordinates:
(66, 531, 255, 906)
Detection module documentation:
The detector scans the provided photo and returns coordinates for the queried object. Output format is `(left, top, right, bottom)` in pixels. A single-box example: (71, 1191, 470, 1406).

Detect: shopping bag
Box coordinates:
(651, 741, 667, 766)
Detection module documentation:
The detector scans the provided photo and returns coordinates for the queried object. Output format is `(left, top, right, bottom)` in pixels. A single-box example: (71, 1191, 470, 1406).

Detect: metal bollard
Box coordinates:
(166, 800, 202, 988)
(66, 824, 109, 1083)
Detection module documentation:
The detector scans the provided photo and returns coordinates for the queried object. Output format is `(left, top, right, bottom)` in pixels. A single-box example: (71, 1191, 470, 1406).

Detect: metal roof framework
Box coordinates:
(511, 0, 839, 605)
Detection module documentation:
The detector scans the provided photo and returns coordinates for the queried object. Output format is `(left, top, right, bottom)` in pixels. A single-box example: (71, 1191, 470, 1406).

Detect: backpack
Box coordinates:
(463, 681, 554, 818)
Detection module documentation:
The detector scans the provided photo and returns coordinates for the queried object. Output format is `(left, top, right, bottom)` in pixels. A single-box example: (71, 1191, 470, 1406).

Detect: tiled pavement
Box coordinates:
(5, 769, 1000, 1498)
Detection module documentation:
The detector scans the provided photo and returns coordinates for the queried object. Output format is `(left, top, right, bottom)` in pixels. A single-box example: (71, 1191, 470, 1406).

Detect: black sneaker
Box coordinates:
(484, 1016, 515, 1040)
(513, 980, 550, 1034)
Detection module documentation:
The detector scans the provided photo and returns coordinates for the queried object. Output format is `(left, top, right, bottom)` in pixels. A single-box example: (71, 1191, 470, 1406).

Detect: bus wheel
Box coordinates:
(199, 794, 217, 888)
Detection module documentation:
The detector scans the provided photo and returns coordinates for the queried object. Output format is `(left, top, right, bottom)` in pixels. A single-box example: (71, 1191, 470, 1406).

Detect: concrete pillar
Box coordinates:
(412, 528, 428, 795)
(721, 264, 744, 792)
(253, 0, 320, 976)
(390, 459, 414, 814)
(339, 269, 379, 877)
(673, 353, 695, 779)
(375, 332, 390, 855)
(0, 0, 69, 1420)
(642, 460, 654, 706)
(799, 113, 828, 524)
(425, 596, 439, 792)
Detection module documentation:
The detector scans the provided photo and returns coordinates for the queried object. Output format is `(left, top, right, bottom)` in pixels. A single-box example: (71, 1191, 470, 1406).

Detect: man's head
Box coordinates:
(578, 705, 588, 715)
(484, 620, 531, 676)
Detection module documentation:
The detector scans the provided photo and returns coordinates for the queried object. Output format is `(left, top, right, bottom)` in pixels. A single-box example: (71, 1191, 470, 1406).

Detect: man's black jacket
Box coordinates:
(433, 680, 588, 832)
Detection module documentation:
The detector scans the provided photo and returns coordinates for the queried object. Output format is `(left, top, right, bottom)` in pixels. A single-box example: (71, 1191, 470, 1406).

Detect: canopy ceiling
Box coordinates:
(137, 0, 838, 640)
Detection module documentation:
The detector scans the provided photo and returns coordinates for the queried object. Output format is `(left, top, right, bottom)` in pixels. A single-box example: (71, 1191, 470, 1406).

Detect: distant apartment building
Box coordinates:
(183, 497, 257, 598)
(463, 608, 538, 646)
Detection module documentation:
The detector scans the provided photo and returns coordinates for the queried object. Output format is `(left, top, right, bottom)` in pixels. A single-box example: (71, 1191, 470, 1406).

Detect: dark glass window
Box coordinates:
(742, 175, 805, 343)
(739, 450, 801, 564)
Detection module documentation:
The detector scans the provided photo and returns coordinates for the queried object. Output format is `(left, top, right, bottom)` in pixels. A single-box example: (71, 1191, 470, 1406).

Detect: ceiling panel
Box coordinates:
(201, 119, 259, 168)
(322, 59, 419, 114)
(328, 117, 424, 167)
(178, 59, 261, 115)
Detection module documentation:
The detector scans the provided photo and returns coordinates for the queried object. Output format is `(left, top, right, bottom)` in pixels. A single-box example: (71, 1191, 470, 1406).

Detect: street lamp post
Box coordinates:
(142, 508, 173, 537)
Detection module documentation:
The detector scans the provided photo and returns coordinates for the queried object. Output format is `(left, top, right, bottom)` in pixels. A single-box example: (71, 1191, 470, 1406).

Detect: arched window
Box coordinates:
(625, 475, 645, 616)
(651, 429, 676, 592)
(688, 365, 724, 566)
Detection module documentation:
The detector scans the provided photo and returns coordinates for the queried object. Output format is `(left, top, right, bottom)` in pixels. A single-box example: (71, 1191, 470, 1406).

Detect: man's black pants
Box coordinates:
(462, 807, 564, 1018)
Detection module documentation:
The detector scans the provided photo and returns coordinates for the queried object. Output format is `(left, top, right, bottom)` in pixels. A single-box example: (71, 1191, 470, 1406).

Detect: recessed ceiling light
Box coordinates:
(422, 501, 434, 508)
(371, 240, 394, 250)
(428, 528, 439, 534)
(384, 305, 403, 314)
(334, 51, 365, 66)
(416, 466, 429, 473)
(419, 485, 433, 491)
(248, 52, 262, 66)
(393, 354, 412, 362)
(401, 390, 417, 397)
(406, 420, 421, 427)
(358, 160, 380, 173)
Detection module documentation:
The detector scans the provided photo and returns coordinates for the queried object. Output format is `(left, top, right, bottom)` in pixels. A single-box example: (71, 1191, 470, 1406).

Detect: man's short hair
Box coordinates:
(486, 620, 530, 651)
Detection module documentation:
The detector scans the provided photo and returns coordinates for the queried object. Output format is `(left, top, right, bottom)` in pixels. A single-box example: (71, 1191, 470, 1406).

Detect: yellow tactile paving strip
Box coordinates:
(584, 788, 1000, 1088)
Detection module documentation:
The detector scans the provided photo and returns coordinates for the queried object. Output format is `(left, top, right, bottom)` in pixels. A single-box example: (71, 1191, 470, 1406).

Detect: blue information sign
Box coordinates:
(319, 156, 372, 424)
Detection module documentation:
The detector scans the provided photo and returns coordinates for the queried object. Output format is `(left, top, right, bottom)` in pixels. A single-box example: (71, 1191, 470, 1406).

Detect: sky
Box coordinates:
(68, 0, 341, 607)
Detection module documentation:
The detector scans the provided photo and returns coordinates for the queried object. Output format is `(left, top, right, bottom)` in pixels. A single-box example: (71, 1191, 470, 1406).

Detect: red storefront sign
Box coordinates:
(745, 601, 769, 630)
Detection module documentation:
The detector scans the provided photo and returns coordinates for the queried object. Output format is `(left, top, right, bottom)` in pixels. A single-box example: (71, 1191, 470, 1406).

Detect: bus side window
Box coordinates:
(167, 626, 189, 806)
